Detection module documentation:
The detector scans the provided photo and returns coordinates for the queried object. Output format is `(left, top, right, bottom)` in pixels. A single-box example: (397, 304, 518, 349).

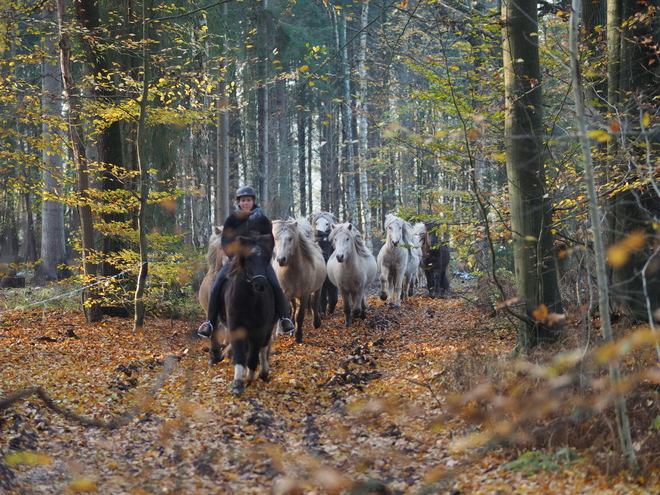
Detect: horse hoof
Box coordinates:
(232, 381, 244, 395)
(259, 373, 270, 383)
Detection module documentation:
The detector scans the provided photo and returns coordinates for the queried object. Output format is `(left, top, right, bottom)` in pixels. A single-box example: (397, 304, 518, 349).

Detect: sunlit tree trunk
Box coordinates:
(36, 1, 66, 282)
(133, 0, 152, 332)
(57, 0, 101, 322)
(502, 0, 564, 351)
(357, 0, 372, 249)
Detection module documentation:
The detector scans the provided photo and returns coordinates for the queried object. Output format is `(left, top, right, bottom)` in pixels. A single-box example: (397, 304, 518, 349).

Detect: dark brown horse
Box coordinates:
(414, 222, 450, 298)
(212, 233, 278, 395)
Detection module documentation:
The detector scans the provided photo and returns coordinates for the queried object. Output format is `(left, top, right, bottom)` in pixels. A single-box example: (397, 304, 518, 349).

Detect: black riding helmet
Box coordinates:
(236, 186, 256, 200)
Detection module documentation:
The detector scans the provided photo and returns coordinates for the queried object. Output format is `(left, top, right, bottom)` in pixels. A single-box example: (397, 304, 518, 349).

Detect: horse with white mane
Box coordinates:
(327, 222, 377, 327)
(377, 213, 419, 307)
(272, 217, 327, 344)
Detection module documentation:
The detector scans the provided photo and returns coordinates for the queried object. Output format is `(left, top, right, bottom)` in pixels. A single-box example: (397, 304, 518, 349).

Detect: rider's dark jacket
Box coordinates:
(221, 206, 274, 258)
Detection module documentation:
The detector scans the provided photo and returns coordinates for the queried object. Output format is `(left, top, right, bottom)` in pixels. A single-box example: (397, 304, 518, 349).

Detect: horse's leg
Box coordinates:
(231, 337, 247, 395)
(258, 344, 270, 382)
(328, 282, 338, 315)
(320, 281, 328, 315)
(393, 272, 404, 308)
(294, 297, 305, 344)
(379, 269, 389, 302)
(311, 289, 322, 329)
(341, 290, 353, 327)
(208, 325, 226, 365)
(245, 340, 261, 385)
(425, 268, 435, 297)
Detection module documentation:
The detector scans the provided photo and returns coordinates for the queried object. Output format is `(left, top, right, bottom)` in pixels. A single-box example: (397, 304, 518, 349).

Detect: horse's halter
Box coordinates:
(244, 246, 269, 284)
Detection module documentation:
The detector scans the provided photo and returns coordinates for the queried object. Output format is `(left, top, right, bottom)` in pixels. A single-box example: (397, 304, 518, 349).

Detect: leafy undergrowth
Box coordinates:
(1, 290, 659, 494)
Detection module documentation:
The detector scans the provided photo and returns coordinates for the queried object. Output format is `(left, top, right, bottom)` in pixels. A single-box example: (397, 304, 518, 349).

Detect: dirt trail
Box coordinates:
(0, 293, 653, 494)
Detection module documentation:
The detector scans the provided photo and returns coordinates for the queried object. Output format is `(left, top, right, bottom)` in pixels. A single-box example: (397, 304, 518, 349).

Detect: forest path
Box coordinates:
(0, 289, 653, 494)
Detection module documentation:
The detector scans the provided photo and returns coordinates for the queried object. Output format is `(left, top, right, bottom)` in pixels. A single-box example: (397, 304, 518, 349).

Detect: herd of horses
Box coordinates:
(198, 213, 451, 394)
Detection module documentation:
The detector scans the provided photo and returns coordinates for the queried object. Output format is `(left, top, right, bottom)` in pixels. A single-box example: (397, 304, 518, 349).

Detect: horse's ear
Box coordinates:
(348, 223, 353, 231)
(215, 226, 222, 235)
(331, 223, 337, 230)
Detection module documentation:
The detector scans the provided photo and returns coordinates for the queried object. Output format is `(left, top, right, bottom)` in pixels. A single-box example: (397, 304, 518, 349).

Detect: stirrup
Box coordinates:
(197, 321, 214, 339)
(280, 318, 295, 335)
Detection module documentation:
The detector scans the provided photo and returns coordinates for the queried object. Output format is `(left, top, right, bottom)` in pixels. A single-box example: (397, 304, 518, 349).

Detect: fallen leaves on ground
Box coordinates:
(1, 292, 658, 494)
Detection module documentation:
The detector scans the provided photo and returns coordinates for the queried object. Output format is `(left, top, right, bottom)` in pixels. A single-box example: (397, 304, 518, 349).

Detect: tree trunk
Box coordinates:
(502, 0, 564, 351)
(36, 1, 67, 283)
(133, 0, 152, 332)
(338, 3, 356, 222)
(569, 0, 635, 466)
(357, 0, 373, 249)
(256, 0, 270, 205)
(217, 1, 230, 225)
(57, 0, 101, 322)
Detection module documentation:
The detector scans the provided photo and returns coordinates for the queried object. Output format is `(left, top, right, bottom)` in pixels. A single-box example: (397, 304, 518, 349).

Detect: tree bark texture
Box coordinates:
(57, 0, 101, 322)
(502, 0, 563, 350)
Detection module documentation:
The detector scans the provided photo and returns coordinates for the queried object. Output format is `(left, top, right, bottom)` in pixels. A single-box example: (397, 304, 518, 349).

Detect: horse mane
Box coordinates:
(274, 218, 322, 261)
(206, 226, 225, 273)
(330, 222, 372, 258)
(385, 213, 416, 247)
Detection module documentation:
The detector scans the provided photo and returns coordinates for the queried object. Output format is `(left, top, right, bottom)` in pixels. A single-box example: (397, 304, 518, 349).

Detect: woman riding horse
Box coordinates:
(198, 186, 295, 339)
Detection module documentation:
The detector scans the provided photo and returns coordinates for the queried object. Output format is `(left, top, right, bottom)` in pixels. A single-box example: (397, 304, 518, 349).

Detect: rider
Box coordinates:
(197, 186, 295, 338)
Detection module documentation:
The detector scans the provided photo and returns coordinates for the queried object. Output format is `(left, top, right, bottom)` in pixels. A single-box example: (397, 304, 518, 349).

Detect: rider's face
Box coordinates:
(238, 196, 254, 212)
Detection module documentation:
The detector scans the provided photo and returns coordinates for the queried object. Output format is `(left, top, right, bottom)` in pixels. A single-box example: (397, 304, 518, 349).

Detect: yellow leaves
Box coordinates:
(587, 129, 612, 142)
(642, 112, 651, 128)
(66, 478, 98, 493)
(607, 230, 647, 268)
(4, 451, 52, 466)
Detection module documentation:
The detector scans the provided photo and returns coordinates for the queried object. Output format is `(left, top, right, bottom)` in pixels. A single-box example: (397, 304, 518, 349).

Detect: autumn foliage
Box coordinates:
(2, 285, 660, 494)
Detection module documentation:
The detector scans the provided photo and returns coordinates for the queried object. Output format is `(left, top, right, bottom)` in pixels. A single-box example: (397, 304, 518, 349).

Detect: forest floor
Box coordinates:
(1, 281, 660, 494)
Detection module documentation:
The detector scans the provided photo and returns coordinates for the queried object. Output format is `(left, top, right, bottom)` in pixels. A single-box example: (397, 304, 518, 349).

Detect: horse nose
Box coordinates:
(336, 254, 345, 262)
(393, 240, 399, 246)
(277, 256, 287, 266)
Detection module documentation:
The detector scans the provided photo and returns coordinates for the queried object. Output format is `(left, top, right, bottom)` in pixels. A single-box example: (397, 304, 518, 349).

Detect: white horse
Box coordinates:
(272, 217, 327, 344)
(377, 214, 418, 307)
(327, 222, 377, 327)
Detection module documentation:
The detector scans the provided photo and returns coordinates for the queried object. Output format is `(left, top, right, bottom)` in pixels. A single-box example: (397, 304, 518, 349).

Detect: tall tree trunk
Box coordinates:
(357, 0, 372, 249)
(36, 1, 66, 282)
(57, 0, 101, 322)
(217, 2, 230, 225)
(502, 0, 564, 351)
(298, 99, 307, 217)
(133, 0, 152, 332)
(338, 3, 356, 222)
(256, 0, 270, 205)
(569, 0, 635, 466)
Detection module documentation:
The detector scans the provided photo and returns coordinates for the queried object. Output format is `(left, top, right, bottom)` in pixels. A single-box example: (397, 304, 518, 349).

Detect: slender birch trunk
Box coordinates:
(569, 0, 635, 466)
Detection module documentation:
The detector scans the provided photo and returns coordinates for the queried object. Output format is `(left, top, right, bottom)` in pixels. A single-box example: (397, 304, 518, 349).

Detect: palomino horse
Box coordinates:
(272, 217, 326, 344)
(220, 233, 278, 394)
(414, 222, 450, 297)
(308, 211, 339, 315)
(377, 213, 419, 307)
(199, 226, 229, 362)
(327, 222, 377, 327)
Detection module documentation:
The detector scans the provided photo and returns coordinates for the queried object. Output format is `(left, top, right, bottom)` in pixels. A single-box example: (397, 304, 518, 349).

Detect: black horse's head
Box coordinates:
(231, 234, 274, 292)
